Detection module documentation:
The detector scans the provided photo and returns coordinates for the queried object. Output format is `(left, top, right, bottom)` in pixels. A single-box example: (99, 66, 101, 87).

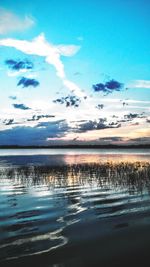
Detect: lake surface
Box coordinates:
(0, 149, 150, 267)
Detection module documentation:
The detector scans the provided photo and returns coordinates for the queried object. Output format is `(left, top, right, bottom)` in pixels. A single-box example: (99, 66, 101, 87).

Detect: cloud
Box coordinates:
(12, 103, 31, 110)
(77, 120, 100, 132)
(93, 83, 106, 92)
(27, 114, 55, 121)
(76, 118, 120, 133)
(17, 77, 40, 88)
(0, 8, 35, 34)
(96, 104, 104, 109)
(93, 79, 123, 94)
(124, 113, 146, 120)
(5, 59, 33, 71)
(9, 95, 17, 100)
(53, 94, 81, 107)
(0, 34, 83, 97)
(129, 80, 150, 89)
(121, 101, 128, 107)
(56, 44, 80, 56)
(105, 80, 123, 91)
(2, 114, 55, 125)
(3, 119, 15, 126)
(0, 120, 69, 145)
(63, 79, 83, 97)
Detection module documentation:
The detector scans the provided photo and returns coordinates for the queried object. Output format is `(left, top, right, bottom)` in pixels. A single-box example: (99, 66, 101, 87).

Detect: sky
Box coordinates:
(0, 0, 150, 146)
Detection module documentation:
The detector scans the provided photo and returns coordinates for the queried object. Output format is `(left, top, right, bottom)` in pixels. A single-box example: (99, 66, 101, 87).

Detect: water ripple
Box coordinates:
(1, 157, 150, 264)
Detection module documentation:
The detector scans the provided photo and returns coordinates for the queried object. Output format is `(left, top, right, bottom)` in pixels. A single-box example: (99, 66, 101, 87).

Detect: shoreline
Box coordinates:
(0, 145, 150, 149)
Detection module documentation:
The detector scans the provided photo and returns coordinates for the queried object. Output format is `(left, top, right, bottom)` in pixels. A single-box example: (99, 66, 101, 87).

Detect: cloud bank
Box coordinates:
(0, 120, 69, 145)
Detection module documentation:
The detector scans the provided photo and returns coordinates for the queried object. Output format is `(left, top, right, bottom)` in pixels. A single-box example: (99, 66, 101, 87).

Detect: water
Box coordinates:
(0, 148, 150, 156)
(0, 149, 150, 267)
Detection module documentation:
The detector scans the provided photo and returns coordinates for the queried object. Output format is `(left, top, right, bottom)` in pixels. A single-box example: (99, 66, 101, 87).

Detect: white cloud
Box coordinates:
(129, 80, 150, 89)
(7, 69, 28, 77)
(100, 98, 150, 104)
(7, 69, 38, 78)
(56, 44, 80, 56)
(0, 8, 35, 34)
(0, 33, 84, 97)
(63, 79, 84, 96)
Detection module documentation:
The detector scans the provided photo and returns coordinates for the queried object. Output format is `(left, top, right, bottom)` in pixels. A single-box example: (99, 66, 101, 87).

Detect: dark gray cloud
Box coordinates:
(118, 119, 130, 123)
(17, 77, 40, 88)
(122, 102, 128, 106)
(120, 100, 129, 106)
(96, 104, 104, 109)
(115, 112, 147, 125)
(124, 113, 139, 119)
(3, 119, 14, 126)
(27, 114, 55, 121)
(76, 118, 120, 133)
(124, 113, 146, 120)
(53, 95, 81, 107)
(0, 120, 69, 146)
(108, 122, 121, 128)
(112, 115, 119, 118)
(77, 120, 98, 132)
(71, 119, 88, 123)
(3, 114, 55, 125)
(12, 104, 31, 110)
(5, 59, 33, 71)
(2, 119, 20, 126)
(93, 79, 123, 94)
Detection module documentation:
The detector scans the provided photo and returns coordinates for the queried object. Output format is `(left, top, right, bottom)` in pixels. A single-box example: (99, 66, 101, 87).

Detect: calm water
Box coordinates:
(1, 149, 150, 267)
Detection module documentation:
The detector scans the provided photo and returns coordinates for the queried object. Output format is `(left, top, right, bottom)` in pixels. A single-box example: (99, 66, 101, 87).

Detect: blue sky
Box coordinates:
(0, 0, 150, 145)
